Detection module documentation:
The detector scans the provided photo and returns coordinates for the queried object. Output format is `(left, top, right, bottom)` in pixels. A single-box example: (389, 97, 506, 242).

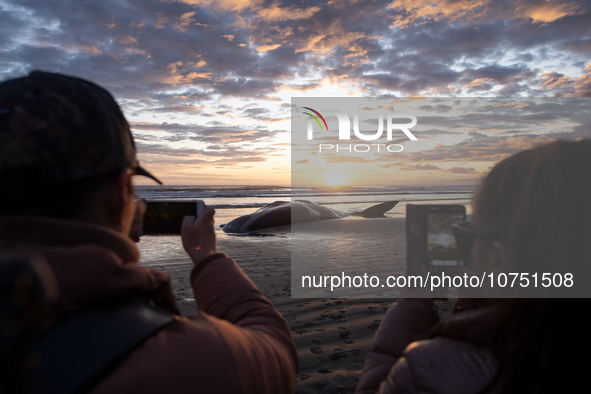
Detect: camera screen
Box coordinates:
(143, 201, 197, 234)
(427, 213, 464, 267)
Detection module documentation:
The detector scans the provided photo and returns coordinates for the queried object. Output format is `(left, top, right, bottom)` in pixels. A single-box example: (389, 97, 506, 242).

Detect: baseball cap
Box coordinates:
(0, 71, 162, 184)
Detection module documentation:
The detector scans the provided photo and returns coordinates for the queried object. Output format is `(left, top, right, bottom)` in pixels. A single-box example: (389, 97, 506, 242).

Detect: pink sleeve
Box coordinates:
(190, 253, 298, 394)
(355, 299, 439, 394)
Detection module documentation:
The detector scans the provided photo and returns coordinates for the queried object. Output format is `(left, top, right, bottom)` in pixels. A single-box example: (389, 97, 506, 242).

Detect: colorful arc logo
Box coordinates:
(302, 107, 328, 132)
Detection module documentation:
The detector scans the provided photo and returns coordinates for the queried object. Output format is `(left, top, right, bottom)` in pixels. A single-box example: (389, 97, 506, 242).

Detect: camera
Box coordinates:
(142, 200, 205, 235)
(406, 204, 466, 276)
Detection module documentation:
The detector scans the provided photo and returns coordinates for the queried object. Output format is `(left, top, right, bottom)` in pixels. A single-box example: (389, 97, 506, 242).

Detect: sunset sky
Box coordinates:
(1, 0, 590, 185)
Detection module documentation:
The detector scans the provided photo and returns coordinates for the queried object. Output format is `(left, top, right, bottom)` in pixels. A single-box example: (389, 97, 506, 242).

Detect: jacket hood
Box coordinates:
(0, 216, 180, 315)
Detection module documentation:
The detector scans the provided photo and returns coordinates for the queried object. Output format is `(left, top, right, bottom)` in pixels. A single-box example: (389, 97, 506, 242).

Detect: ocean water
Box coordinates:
(135, 185, 476, 234)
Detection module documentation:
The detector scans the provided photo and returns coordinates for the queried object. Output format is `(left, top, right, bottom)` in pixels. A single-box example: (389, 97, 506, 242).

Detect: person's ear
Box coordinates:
(118, 168, 136, 235)
(117, 168, 133, 203)
(105, 168, 133, 231)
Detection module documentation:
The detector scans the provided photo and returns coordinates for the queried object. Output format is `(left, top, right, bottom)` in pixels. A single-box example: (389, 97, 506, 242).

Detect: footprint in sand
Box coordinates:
(328, 350, 361, 361)
(328, 314, 345, 322)
(339, 329, 352, 340)
(344, 364, 363, 371)
(328, 352, 347, 361)
(308, 383, 327, 391)
(310, 347, 323, 355)
(367, 320, 381, 329)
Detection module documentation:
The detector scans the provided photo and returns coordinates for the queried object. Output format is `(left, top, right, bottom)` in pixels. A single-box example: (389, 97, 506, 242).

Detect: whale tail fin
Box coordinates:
(357, 201, 399, 218)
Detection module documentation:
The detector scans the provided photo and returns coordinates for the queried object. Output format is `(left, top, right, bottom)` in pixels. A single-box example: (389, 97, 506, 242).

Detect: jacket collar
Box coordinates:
(0, 215, 139, 263)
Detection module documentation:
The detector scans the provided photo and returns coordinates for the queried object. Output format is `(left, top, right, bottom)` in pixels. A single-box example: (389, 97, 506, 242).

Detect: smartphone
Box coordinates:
(406, 204, 466, 275)
(142, 200, 205, 235)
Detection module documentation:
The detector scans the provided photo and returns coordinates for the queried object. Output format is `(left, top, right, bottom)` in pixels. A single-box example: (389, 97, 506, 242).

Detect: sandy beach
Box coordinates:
(138, 217, 453, 393)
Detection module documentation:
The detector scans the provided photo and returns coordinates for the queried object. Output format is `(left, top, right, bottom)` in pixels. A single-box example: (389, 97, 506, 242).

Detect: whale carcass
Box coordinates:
(222, 200, 399, 233)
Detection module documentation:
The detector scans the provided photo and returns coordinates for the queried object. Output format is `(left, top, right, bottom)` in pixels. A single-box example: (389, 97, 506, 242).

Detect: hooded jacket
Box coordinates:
(0, 216, 298, 394)
(355, 299, 500, 394)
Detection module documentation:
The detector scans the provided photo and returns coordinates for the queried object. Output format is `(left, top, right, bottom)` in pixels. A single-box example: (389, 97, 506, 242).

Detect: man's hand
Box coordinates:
(129, 199, 147, 242)
(181, 207, 217, 264)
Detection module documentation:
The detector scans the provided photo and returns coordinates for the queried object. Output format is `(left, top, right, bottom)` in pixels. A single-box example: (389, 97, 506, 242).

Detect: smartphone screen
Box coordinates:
(407, 204, 466, 276)
(427, 212, 465, 268)
(143, 201, 198, 234)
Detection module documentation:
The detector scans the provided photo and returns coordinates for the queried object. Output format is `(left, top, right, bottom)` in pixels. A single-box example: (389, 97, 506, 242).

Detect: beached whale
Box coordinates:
(221, 200, 399, 233)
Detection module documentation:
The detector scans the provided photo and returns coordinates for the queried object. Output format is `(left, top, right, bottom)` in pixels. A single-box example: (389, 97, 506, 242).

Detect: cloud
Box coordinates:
(518, 1, 582, 23)
(131, 122, 275, 144)
(573, 63, 591, 97)
(463, 64, 536, 84)
(407, 134, 559, 163)
(388, 0, 582, 27)
(173, 0, 263, 12)
(411, 164, 442, 171)
(174, 11, 196, 31)
(257, 4, 321, 21)
(324, 156, 373, 164)
(540, 71, 573, 92)
(1, 0, 590, 185)
(256, 43, 281, 52)
(146, 105, 202, 113)
(3, 0, 588, 102)
(284, 81, 321, 91)
(447, 167, 477, 174)
(135, 141, 271, 167)
(388, 0, 488, 28)
(538, 63, 591, 97)
(119, 36, 139, 45)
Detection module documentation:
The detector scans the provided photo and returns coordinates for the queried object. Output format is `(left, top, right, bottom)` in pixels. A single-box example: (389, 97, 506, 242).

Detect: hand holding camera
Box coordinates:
(131, 199, 216, 263)
(181, 206, 217, 264)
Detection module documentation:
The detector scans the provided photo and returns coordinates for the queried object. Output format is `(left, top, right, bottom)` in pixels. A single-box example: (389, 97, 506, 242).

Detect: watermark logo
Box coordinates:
(302, 107, 329, 132)
(301, 107, 418, 153)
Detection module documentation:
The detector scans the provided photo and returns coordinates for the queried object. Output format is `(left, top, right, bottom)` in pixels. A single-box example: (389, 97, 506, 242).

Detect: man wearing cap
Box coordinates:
(0, 72, 297, 394)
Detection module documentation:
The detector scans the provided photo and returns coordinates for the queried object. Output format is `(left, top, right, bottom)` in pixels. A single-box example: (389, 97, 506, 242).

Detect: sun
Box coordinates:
(322, 169, 350, 187)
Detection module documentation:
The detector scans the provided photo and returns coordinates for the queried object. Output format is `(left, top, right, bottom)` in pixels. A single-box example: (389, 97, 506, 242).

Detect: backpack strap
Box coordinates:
(30, 296, 177, 394)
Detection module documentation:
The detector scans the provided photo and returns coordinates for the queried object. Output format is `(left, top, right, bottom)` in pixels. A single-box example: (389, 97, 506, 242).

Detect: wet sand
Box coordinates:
(138, 218, 453, 393)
